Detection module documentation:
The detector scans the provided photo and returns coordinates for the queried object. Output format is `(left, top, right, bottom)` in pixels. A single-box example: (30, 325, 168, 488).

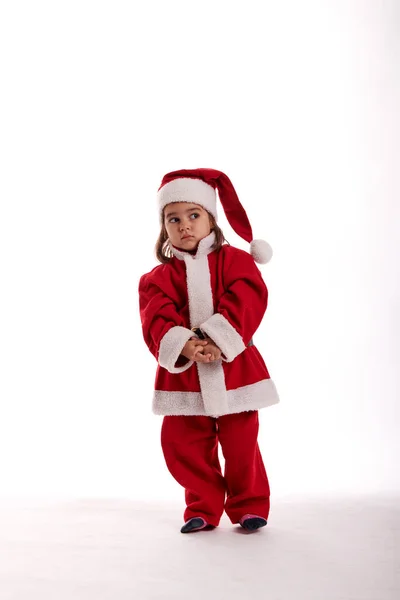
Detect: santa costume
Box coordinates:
(138, 168, 279, 531)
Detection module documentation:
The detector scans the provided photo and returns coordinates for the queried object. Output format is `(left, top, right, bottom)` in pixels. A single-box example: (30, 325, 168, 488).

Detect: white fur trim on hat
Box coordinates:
(250, 239, 273, 264)
(158, 178, 217, 220)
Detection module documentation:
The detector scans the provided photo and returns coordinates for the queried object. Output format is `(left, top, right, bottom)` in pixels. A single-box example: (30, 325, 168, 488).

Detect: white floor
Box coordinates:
(0, 494, 398, 600)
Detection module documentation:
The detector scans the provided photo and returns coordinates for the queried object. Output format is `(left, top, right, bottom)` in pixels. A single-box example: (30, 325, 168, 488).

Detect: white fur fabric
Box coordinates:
(200, 313, 246, 362)
(157, 178, 217, 220)
(195, 359, 229, 416)
(184, 251, 214, 327)
(153, 378, 280, 417)
(158, 326, 196, 373)
(183, 249, 229, 415)
(166, 232, 229, 415)
(249, 239, 273, 264)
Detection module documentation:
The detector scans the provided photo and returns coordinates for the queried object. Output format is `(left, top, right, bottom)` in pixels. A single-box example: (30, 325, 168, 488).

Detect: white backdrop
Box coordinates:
(0, 0, 398, 501)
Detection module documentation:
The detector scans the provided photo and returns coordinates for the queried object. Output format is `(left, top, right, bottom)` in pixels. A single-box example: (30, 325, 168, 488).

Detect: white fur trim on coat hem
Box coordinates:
(200, 313, 246, 362)
(158, 326, 195, 373)
(152, 378, 280, 417)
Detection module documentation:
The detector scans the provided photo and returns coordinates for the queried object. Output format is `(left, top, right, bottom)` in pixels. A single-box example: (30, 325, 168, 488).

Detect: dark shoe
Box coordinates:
(239, 514, 268, 531)
(180, 517, 209, 533)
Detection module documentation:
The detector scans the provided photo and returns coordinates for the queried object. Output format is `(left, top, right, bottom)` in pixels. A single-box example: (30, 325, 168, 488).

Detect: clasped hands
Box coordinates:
(181, 336, 222, 363)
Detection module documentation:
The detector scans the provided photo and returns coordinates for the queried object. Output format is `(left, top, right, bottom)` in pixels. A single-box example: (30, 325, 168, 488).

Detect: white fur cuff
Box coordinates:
(158, 326, 196, 373)
(200, 313, 246, 362)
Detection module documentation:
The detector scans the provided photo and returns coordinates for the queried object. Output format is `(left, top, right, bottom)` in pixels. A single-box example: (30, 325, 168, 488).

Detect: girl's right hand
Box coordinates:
(181, 338, 211, 362)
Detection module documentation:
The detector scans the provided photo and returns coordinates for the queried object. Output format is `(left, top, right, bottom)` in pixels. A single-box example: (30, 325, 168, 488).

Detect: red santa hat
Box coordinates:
(157, 168, 273, 264)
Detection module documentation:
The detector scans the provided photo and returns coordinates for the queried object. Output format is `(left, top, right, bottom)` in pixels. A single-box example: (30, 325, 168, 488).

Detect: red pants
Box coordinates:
(161, 410, 270, 526)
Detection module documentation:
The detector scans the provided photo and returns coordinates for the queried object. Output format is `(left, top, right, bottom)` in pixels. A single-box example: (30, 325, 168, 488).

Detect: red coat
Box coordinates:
(138, 231, 279, 417)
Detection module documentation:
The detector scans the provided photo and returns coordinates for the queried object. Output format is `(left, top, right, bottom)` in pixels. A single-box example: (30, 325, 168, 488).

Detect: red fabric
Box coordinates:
(138, 244, 271, 393)
(158, 168, 217, 191)
(161, 410, 270, 525)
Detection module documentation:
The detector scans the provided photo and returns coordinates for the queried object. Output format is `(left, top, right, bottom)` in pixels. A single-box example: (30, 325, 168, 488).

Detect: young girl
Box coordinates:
(138, 168, 279, 534)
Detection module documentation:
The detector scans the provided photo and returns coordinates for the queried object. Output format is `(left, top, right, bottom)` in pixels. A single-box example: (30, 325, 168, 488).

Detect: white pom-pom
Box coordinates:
(249, 239, 273, 264)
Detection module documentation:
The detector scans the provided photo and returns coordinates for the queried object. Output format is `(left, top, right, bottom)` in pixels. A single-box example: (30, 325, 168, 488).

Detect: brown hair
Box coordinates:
(155, 209, 229, 264)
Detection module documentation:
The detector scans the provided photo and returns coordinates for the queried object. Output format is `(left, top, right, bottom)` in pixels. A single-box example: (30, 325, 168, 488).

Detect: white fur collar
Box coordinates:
(169, 231, 216, 261)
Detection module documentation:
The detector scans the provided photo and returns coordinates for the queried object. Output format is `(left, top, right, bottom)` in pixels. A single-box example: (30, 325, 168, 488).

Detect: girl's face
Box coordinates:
(164, 202, 213, 251)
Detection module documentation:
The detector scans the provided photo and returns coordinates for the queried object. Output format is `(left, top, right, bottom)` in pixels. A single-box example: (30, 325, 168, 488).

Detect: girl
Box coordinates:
(138, 168, 279, 534)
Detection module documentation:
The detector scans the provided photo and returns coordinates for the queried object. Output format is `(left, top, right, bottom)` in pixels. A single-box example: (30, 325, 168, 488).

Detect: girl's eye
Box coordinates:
(168, 213, 200, 223)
